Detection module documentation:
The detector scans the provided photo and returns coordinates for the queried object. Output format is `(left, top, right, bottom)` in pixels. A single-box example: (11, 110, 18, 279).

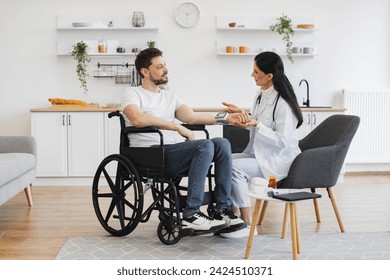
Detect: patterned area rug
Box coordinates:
(56, 232, 390, 260)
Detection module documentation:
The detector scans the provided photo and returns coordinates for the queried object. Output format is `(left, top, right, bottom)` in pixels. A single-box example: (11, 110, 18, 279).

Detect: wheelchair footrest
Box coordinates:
(181, 227, 217, 237)
(180, 228, 195, 237)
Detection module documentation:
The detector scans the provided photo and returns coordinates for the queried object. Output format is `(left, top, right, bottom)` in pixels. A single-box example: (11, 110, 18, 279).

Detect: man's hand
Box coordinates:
(227, 112, 259, 128)
(238, 119, 259, 128)
(175, 124, 195, 141)
(227, 112, 249, 124)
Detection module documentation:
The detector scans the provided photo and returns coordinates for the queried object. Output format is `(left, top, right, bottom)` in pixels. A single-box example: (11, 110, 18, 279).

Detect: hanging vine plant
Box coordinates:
(269, 14, 295, 63)
(71, 41, 91, 94)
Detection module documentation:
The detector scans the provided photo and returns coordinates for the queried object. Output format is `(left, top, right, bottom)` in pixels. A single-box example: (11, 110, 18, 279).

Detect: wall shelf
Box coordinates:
(56, 14, 159, 56)
(216, 15, 318, 58)
(216, 15, 316, 30)
(216, 52, 318, 57)
(57, 15, 159, 30)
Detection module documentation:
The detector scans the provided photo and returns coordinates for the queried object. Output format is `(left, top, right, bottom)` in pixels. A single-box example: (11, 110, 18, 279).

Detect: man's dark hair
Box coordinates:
(134, 48, 163, 78)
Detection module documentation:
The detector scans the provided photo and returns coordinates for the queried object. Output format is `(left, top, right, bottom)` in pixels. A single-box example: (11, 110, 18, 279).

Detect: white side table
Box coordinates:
(244, 191, 320, 260)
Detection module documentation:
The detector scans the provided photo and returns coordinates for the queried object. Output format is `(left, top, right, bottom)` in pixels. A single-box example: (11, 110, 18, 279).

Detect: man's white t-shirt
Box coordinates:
(121, 86, 183, 147)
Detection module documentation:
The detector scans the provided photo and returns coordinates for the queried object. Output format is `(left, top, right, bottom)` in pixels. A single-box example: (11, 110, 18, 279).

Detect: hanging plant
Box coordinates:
(71, 41, 91, 94)
(269, 14, 295, 63)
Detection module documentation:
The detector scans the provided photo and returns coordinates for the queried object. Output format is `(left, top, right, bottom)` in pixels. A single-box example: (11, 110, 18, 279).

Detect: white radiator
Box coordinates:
(342, 89, 390, 163)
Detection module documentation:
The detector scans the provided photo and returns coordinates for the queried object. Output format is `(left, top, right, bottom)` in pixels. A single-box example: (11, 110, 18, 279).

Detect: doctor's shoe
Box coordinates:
(220, 226, 257, 239)
(182, 212, 227, 232)
(214, 208, 246, 232)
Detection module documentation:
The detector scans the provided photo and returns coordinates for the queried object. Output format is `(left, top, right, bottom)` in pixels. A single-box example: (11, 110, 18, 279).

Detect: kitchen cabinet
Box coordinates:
(216, 15, 317, 58)
(31, 112, 105, 177)
(297, 109, 345, 140)
(56, 14, 159, 56)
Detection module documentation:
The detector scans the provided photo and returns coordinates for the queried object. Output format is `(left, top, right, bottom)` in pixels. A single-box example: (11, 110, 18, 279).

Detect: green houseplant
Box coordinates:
(71, 41, 91, 94)
(269, 14, 295, 63)
(147, 41, 155, 48)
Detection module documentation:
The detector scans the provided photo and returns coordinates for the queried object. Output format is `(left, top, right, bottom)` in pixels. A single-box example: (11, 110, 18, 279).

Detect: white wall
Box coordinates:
(1, 0, 389, 136)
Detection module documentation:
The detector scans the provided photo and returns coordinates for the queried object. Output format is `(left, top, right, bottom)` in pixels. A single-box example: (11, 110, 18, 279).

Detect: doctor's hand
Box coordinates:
(239, 119, 259, 128)
(227, 112, 251, 125)
(175, 124, 195, 141)
(222, 102, 242, 113)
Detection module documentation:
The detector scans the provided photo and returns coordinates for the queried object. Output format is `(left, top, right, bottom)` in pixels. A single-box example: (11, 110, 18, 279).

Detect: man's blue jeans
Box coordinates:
(163, 137, 232, 217)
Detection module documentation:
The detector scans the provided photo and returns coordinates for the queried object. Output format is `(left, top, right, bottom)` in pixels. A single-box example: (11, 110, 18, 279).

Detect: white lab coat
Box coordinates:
(243, 87, 301, 181)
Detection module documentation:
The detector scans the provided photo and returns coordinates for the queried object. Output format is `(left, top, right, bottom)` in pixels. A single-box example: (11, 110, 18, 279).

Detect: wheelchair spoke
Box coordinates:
(104, 198, 117, 223)
(115, 176, 135, 197)
(114, 198, 126, 229)
(102, 168, 116, 193)
(95, 192, 114, 198)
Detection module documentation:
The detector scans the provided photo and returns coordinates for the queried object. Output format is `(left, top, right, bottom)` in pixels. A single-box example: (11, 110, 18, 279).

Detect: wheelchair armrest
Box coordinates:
(181, 124, 205, 130)
(181, 124, 209, 139)
(108, 110, 121, 118)
(123, 126, 164, 146)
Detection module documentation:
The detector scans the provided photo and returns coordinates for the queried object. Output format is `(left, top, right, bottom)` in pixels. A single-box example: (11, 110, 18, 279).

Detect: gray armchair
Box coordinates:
(259, 115, 360, 232)
(0, 136, 37, 206)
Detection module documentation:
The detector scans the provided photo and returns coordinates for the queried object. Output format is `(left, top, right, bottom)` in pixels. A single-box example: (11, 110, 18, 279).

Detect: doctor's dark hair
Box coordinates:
(135, 48, 163, 78)
(254, 51, 303, 128)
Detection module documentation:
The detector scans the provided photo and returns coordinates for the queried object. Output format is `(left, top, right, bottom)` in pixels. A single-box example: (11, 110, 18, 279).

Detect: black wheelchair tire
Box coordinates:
(157, 216, 182, 245)
(92, 154, 144, 236)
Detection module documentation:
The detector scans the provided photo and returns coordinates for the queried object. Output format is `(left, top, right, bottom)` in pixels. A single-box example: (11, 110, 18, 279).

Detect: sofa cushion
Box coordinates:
(0, 153, 35, 186)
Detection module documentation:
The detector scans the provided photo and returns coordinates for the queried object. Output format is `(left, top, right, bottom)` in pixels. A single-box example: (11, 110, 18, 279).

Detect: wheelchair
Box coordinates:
(92, 110, 216, 245)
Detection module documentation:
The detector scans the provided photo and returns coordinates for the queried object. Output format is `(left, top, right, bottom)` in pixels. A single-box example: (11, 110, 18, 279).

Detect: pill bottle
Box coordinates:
(268, 176, 277, 189)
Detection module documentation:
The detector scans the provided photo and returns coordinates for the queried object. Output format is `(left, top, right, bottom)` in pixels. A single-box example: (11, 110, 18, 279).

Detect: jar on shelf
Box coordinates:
(116, 42, 125, 53)
(132, 12, 145, 27)
(98, 39, 107, 53)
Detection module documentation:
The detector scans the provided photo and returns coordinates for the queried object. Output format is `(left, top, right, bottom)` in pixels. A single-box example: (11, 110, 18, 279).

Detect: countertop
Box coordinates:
(30, 107, 346, 113)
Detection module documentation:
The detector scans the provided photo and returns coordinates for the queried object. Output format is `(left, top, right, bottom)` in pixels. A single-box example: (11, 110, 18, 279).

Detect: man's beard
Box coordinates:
(150, 74, 168, 85)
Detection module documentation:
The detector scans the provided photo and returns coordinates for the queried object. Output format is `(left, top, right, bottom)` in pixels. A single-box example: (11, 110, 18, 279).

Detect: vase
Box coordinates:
(132, 12, 145, 27)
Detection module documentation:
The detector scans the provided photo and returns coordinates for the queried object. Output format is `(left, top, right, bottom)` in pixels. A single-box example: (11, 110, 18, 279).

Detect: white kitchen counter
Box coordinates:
(30, 107, 346, 113)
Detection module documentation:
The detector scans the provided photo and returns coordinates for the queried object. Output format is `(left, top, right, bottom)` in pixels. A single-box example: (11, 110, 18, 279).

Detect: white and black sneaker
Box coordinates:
(182, 212, 227, 233)
(214, 208, 247, 234)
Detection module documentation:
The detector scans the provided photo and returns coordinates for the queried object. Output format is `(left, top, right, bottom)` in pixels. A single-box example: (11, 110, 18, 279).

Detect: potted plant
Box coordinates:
(269, 14, 295, 63)
(71, 41, 91, 94)
(147, 41, 155, 48)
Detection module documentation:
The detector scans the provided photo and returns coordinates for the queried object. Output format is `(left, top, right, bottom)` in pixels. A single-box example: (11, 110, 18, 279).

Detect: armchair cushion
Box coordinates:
(282, 146, 339, 189)
(0, 153, 36, 186)
(0, 136, 37, 206)
(0, 136, 37, 157)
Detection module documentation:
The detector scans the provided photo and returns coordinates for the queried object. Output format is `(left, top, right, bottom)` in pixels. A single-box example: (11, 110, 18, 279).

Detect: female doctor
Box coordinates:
(222, 51, 303, 238)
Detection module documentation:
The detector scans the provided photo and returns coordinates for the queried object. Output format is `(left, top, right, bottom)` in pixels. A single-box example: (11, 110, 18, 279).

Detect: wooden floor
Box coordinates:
(0, 174, 389, 260)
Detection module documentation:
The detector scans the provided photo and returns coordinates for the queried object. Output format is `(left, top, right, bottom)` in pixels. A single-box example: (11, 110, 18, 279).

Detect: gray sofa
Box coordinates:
(0, 136, 36, 206)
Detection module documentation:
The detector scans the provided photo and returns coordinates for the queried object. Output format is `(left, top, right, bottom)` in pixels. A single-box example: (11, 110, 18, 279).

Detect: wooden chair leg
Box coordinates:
(257, 201, 268, 225)
(24, 184, 33, 207)
(245, 199, 262, 259)
(289, 203, 298, 260)
(281, 203, 289, 239)
(313, 198, 321, 223)
(294, 204, 301, 254)
(327, 187, 345, 233)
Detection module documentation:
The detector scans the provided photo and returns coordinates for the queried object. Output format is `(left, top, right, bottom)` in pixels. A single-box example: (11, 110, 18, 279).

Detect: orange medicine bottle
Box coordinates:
(268, 176, 277, 189)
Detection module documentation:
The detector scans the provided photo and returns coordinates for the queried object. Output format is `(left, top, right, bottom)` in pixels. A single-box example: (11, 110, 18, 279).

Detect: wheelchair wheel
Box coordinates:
(157, 214, 182, 245)
(92, 154, 143, 237)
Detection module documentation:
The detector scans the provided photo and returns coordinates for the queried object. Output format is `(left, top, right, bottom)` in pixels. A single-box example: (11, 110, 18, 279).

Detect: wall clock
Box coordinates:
(174, 2, 200, 28)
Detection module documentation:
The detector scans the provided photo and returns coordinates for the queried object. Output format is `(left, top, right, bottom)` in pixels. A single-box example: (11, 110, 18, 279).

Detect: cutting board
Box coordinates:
(51, 104, 100, 108)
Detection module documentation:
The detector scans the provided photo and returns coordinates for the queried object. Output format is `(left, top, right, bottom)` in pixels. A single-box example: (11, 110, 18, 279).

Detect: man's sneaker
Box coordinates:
(182, 212, 227, 232)
(214, 208, 247, 231)
(220, 226, 257, 239)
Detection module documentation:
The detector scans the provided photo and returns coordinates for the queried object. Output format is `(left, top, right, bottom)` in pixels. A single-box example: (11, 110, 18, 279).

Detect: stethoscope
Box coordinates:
(252, 93, 280, 131)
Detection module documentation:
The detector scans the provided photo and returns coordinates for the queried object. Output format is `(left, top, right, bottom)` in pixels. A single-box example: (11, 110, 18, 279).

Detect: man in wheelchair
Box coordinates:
(121, 48, 246, 235)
